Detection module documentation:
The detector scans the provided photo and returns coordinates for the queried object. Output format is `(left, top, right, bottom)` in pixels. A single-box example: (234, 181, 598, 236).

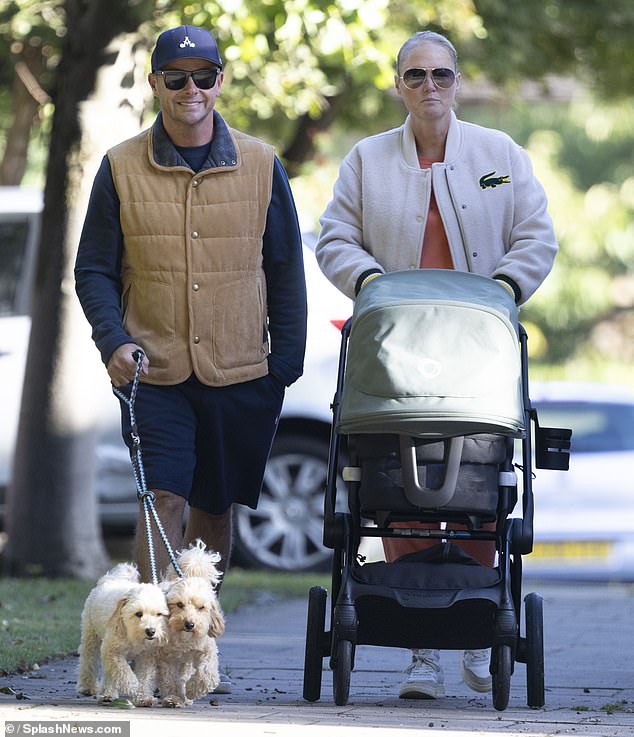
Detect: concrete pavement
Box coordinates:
(1, 582, 633, 736)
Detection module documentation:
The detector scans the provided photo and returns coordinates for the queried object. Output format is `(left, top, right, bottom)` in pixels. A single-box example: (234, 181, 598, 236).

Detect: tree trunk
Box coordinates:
(0, 47, 48, 186)
(4, 0, 153, 579)
(282, 91, 347, 178)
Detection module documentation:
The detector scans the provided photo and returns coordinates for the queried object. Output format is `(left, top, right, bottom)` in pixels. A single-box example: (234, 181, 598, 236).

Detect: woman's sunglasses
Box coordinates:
(399, 67, 456, 90)
(155, 68, 221, 91)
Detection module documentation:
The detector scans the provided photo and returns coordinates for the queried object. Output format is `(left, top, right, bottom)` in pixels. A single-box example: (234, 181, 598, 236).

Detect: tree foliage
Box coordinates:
(142, 0, 482, 175)
(0, 1, 632, 369)
(3, 0, 634, 176)
(464, 94, 634, 376)
(468, 0, 634, 100)
(0, 1, 632, 370)
(0, 0, 63, 183)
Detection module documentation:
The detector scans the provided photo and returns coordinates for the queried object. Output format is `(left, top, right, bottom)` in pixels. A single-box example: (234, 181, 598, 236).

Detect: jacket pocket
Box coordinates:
(212, 275, 268, 370)
(122, 278, 175, 369)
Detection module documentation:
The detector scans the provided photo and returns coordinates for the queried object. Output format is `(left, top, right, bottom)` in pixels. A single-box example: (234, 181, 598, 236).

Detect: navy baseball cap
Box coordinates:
(151, 25, 222, 71)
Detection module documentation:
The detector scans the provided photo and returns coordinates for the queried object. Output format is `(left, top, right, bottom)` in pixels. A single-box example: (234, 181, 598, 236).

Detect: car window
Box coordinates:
(0, 218, 30, 316)
(535, 401, 634, 453)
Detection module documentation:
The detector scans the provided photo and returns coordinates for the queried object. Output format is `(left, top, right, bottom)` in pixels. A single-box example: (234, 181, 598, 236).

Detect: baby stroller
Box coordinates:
(302, 269, 571, 711)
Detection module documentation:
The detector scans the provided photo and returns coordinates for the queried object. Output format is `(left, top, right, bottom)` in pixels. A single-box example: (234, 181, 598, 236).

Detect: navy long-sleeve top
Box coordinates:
(75, 113, 307, 387)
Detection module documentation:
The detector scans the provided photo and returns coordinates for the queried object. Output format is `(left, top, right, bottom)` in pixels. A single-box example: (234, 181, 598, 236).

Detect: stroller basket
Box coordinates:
(337, 269, 525, 439)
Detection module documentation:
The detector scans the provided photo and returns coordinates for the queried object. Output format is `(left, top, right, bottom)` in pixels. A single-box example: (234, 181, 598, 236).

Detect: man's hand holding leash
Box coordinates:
(108, 343, 149, 387)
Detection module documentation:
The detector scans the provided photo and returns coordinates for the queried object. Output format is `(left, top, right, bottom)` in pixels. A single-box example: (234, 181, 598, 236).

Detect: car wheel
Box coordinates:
(232, 433, 334, 572)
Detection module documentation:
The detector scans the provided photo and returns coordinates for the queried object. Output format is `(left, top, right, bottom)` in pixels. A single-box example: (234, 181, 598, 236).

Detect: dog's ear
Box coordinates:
(208, 600, 225, 638)
(106, 597, 131, 641)
(155, 614, 169, 644)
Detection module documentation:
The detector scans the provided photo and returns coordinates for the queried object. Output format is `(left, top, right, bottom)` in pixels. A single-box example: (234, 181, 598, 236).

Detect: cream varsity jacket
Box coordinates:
(316, 112, 557, 305)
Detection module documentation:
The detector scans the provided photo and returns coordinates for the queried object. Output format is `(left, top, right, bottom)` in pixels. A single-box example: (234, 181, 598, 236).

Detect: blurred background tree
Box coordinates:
(1, 0, 632, 378)
(2, 0, 155, 577)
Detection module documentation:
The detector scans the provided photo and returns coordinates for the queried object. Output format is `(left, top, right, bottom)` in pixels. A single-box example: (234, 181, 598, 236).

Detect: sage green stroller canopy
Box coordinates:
(337, 269, 525, 438)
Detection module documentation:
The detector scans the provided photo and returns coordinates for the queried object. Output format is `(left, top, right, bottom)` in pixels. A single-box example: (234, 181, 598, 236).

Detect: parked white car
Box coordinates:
(524, 381, 634, 581)
(0, 187, 41, 492)
(0, 187, 352, 572)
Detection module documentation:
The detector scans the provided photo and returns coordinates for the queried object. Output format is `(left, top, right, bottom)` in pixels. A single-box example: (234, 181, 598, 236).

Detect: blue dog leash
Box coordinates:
(112, 350, 183, 584)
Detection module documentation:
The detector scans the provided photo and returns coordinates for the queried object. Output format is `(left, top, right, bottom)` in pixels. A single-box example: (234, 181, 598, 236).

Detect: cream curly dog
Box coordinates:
(77, 562, 168, 706)
(158, 575, 225, 707)
(157, 540, 225, 707)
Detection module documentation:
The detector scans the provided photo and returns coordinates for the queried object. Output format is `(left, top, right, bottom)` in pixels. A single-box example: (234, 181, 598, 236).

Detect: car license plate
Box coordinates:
(531, 540, 613, 561)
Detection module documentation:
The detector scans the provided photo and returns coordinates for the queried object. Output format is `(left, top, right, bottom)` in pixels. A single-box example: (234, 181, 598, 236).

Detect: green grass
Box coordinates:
(0, 570, 329, 675)
(601, 701, 630, 714)
(0, 578, 93, 674)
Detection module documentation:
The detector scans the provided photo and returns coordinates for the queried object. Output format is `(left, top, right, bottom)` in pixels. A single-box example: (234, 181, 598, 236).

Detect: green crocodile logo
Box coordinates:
(479, 171, 510, 189)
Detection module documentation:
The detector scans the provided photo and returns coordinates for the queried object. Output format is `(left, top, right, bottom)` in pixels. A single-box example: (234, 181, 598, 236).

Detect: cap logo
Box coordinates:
(151, 25, 222, 71)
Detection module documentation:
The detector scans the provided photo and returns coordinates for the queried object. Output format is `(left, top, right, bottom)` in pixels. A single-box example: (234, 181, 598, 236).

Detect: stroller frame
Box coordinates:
(302, 271, 570, 711)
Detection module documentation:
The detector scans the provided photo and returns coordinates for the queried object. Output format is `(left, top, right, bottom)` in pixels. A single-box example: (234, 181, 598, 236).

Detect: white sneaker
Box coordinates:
(399, 649, 445, 699)
(461, 648, 492, 693)
(213, 670, 232, 695)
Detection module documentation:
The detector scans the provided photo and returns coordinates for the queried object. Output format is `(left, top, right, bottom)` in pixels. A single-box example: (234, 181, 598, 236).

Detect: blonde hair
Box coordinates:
(396, 31, 458, 74)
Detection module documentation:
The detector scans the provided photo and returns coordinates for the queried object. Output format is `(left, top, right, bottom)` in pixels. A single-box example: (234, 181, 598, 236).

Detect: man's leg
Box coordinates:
(135, 489, 187, 582)
(183, 505, 234, 695)
(183, 506, 233, 579)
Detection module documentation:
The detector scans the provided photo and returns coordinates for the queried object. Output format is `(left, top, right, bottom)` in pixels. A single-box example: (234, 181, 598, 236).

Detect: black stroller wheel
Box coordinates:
(492, 644, 512, 711)
(332, 639, 353, 706)
(303, 586, 328, 702)
(525, 592, 545, 707)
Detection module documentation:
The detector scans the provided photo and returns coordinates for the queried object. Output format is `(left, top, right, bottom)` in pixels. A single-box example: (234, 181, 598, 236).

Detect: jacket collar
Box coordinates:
(401, 111, 461, 165)
(150, 111, 240, 171)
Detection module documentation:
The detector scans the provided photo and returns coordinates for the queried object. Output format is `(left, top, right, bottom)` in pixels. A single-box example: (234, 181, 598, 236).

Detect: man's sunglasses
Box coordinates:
(399, 67, 456, 90)
(155, 68, 221, 91)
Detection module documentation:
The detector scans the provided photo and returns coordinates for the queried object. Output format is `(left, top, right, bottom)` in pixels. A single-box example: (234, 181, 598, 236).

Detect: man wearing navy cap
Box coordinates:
(75, 24, 307, 619)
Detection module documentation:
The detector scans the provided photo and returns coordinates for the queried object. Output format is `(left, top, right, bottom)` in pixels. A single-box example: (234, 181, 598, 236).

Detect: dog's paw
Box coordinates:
(161, 695, 186, 708)
(186, 674, 217, 701)
(133, 695, 156, 708)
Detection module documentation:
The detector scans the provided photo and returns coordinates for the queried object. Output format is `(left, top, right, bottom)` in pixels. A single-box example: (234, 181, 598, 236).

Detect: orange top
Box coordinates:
(381, 155, 457, 564)
(418, 155, 453, 270)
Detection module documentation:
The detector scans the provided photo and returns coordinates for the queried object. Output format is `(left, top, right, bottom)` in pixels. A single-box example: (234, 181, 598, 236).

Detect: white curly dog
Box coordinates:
(77, 562, 168, 706)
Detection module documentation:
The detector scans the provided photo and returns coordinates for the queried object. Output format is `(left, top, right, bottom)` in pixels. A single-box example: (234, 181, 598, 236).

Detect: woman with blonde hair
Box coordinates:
(316, 30, 557, 699)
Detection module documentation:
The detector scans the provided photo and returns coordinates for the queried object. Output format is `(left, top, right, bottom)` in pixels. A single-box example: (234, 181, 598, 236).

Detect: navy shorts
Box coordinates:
(117, 373, 285, 515)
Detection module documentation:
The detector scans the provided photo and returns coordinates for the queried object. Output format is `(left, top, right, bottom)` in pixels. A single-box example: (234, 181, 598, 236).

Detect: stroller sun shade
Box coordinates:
(337, 269, 525, 438)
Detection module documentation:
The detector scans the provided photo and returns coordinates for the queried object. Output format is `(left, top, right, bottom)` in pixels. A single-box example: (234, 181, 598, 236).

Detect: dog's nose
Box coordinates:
(145, 627, 156, 638)
(184, 620, 195, 631)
